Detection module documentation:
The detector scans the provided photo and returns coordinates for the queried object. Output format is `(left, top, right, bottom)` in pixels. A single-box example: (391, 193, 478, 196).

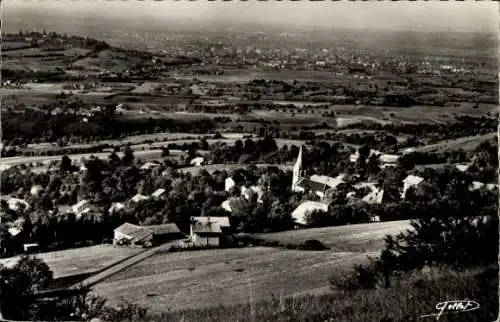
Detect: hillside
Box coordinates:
(93, 220, 411, 313)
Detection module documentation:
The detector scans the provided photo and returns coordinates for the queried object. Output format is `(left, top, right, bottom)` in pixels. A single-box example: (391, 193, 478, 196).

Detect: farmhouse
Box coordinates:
(113, 223, 153, 246)
(189, 216, 230, 247)
(402, 175, 425, 199)
(291, 201, 329, 227)
(113, 222, 183, 246)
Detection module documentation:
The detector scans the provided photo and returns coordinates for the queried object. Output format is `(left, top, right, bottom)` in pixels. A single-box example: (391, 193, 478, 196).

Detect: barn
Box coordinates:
(113, 222, 184, 247)
(189, 216, 230, 247)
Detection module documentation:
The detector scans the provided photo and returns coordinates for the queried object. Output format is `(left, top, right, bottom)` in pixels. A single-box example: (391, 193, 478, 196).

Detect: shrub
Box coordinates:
(300, 239, 329, 251)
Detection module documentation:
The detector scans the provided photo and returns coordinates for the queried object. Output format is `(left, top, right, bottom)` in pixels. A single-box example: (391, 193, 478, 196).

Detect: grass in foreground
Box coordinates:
(147, 265, 498, 322)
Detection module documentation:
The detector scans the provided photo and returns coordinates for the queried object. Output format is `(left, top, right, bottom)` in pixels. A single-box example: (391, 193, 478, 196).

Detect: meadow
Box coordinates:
(0, 245, 141, 279)
(93, 220, 412, 313)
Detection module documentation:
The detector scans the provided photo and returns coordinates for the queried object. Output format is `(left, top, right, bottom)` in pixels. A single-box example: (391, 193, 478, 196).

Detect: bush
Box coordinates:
(300, 239, 329, 251)
(329, 259, 381, 291)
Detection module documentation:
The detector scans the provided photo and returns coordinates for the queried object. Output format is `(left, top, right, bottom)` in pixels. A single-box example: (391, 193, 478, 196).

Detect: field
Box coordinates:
(406, 132, 497, 153)
(0, 245, 141, 279)
(253, 220, 412, 252)
(93, 220, 412, 313)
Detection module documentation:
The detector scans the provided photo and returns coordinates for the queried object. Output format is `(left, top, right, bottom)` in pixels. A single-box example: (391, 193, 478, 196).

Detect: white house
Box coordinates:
(225, 177, 236, 192)
(402, 175, 424, 199)
(469, 181, 485, 191)
(151, 188, 166, 198)
(108, 202, 125, 213)
(291, 201, 328, 226)
(131, 194, 149, 203)
(455, 164, 471, 172)
(310, 174, 346, 190)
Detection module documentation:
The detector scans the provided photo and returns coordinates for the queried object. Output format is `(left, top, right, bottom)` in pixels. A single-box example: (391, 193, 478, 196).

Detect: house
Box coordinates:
(310, 174, 346, 190)
(190, 157, 205, 167)
(113, 223, 153, 246)
(189, 216, 230, 247)
(70, 200, 90, 215)
(221, 197, 250, 214)
(108, 202, 125, 213)
(142, 223, 184, 244)
(113, 222, 183, 246)
(455, 164, 471, 172)
(241, 185, 264, 203)
(294, 178, 329, 199)
(140, 162, 160, 171)
(469, 181, 485, 191)
(131, 194, 149, 203)
(8, 227, 22, 237)
(225, 177, 236, 192)
(291, 201, 328, 227)
(349, 149, 381, 163)
(361, 187, 386, 204)
(7, 198, 30, 212)
(151, 188, 166, 199)
(402, 175, 424, 199)
(379, 154, 400, 164)
(486, 183, 499, 191)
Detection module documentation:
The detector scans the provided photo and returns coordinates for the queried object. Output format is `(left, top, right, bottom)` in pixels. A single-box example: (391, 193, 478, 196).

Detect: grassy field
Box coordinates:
(0, 245, 141, 279)
(93, 220, 412, 313)
(156, 265, 498, 322)
(405, 132, 496, 153)
(253, 220, 412, 252)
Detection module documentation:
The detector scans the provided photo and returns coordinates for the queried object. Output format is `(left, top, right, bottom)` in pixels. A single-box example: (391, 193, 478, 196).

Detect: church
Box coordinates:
(291, 146, 346, 202)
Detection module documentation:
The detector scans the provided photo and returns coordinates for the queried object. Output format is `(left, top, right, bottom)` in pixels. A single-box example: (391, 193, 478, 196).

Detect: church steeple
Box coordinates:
(292, 145, 304, 190)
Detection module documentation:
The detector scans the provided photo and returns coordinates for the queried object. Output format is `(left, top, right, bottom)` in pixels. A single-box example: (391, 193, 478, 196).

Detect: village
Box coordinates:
(1, 139, 497, 256)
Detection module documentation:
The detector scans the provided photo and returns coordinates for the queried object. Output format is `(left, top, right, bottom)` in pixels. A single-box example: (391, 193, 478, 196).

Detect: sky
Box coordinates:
(3, 1, 498, 33)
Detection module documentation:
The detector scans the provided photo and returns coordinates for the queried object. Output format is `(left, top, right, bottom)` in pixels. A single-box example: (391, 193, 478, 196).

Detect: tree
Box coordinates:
(60, 155, 72, 172)
(0, 255, 54, 319)
(122, 146, 134, 165)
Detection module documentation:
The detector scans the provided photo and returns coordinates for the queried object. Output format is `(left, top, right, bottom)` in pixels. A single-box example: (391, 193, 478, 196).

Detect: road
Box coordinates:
(400, 132, 496, 154)
(0, 149, 180, 167)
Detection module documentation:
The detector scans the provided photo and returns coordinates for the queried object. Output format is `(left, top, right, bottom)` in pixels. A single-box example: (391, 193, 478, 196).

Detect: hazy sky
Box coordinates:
(3, 1, 498, 33)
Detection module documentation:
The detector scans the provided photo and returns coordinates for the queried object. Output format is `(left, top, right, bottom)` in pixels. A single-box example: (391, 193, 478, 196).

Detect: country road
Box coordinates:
(0, 149, 174, 166)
